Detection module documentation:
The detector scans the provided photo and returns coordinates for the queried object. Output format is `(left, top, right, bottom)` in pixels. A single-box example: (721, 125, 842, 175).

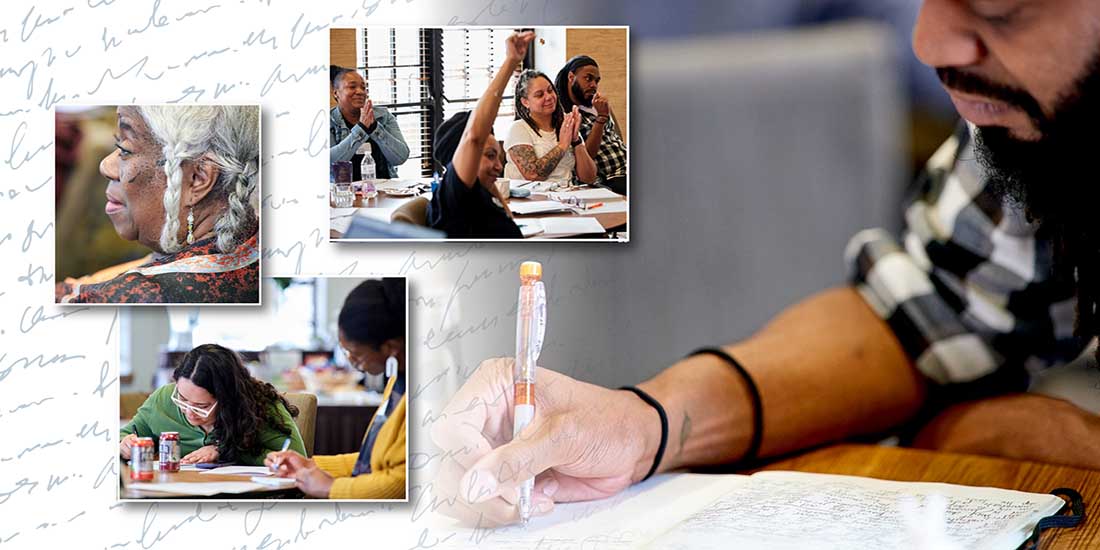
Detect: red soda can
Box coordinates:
(130, 437, 154, 481)
(158, 432, 180, 472)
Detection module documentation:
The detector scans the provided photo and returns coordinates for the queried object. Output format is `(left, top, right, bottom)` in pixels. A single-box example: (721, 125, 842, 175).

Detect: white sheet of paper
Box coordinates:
(582, 201, 629, 214)
(514, 219, 544, 238)
(250, 476, 297, 487)
(432, 471, 1063, 550)
(199, 465, 273, 476)
(546, 188, 622, 201)
(536, 216, 607, 236)
(644, 471, 1064, 550)
(127, 481, 266, 496)
(433, 473, 748, 550)
(177, 464, 200, 472)
(373, 178, 427, 190)
(330, 208, 357, 234)
(509, 201, 574, 215)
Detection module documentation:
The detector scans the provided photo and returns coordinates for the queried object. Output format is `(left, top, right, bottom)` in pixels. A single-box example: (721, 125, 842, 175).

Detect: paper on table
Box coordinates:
(250, 476, 297, 487)
(128, 481, 266, 496)
(536, 216, 606, 236)
(509, 201, 574, 215)
(644, 471, 1064, 550)
(199, 465, 272, 476)
(331, 208, 356, 234)
(433, 473, 748, 550)
(514, 219, 544, 238)
(546, 188, 622, 201)
(373, 178, 427, 190)
(583, 201, 629, 214)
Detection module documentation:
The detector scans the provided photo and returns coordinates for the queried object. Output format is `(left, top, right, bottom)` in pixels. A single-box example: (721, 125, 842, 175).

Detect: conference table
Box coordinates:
(120, 463, 301, 499)
(754, 444, 1098, 549)
(329, 178, 627, 240)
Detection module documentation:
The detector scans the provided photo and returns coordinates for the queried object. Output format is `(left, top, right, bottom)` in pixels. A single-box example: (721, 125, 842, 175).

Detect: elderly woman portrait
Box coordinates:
(55, 105, 260, 304)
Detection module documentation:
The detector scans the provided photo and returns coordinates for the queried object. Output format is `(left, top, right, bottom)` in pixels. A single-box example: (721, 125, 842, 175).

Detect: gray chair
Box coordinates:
(283, 392, 317, 456)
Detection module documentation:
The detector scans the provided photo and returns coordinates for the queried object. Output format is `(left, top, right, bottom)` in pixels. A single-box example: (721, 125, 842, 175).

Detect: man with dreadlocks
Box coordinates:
(555, 55, 628, 195)
(430, 0, 1100, 525)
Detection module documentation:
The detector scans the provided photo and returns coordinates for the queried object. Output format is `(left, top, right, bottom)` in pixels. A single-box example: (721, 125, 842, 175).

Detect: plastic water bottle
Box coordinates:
(360, 142, 376, 180)
(359, 142, 377, 199)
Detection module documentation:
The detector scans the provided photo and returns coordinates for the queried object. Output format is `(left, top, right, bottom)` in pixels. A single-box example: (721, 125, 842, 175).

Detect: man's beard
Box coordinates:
(939, 51, 1100, 343)
(572, 80, 594, 108)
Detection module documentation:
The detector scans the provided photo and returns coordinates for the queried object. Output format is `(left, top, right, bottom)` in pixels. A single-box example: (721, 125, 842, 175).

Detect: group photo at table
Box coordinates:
(328, 26, 627, 241)
(117, 277, 407, 501)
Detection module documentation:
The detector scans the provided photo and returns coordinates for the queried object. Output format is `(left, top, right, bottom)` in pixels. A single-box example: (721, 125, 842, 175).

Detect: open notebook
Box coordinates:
(434, 471, 1065, 549)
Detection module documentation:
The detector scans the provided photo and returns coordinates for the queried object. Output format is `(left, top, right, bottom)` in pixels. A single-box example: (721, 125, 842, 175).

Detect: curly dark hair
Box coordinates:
(173, 344, 299, 463)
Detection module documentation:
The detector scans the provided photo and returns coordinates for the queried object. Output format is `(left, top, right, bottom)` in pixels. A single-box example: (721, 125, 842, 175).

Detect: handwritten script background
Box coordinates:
(0, 1, 655, 548)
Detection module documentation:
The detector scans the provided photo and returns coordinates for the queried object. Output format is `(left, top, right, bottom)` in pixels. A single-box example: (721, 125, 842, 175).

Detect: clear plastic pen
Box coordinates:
(513, 261, 546, 525)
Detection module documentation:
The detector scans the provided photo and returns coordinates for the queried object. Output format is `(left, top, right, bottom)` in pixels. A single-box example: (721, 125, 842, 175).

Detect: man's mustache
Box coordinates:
(937, 67, 1045, 123)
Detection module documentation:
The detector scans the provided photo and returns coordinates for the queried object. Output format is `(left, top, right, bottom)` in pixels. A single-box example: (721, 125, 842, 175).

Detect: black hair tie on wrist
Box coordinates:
(689, 347, 763, 465)
(619, 386, 667, 482)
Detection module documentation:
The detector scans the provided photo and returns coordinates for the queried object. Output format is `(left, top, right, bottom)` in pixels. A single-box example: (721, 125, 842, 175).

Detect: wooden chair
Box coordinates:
(283, 392, 318, 456)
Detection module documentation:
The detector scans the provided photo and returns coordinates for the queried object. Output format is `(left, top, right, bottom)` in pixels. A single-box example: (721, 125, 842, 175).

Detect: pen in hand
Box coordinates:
(270, 437, 291, 473)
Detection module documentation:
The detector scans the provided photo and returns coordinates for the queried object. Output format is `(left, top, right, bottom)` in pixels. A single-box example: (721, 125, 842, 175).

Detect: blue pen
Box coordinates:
(270, 437, 292, 473)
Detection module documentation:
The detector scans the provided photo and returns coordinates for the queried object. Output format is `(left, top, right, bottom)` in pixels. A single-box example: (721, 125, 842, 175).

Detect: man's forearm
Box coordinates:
(638, 287, 927, 473)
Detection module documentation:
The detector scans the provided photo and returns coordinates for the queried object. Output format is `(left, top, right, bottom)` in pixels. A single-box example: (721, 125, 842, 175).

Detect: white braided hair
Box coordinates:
(137, 105, 260, 253)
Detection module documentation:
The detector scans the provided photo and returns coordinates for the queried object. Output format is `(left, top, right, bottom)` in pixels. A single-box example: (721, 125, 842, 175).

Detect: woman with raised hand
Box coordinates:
(425, 31, 536, 239)
(56, 105, 260, 304)
(120, 344, 306, 466)
(265, 279, 407, 499)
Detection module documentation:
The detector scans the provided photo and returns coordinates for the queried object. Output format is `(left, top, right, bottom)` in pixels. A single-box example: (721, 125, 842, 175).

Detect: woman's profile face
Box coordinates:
(339, 329, 387, 376)
(99, 107, 168, 250)
(478, 137, 503, 185)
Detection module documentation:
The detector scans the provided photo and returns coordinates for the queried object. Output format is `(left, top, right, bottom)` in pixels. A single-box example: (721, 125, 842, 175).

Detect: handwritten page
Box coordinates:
(644, 471, 1064, 550)
(432, 473, 751, 549)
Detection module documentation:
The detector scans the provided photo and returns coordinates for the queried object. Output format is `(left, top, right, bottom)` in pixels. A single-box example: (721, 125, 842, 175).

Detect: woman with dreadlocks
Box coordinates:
(56, 105, 260, 304)
(504, 69, 597, 185)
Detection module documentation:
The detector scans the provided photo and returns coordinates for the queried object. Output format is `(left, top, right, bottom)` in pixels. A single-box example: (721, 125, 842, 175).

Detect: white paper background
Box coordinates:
(0, 1, 653, 548)
(0, 0, 907, 547)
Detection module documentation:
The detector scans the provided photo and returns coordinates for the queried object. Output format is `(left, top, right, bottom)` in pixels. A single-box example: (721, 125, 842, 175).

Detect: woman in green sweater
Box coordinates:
(120, 343, 306, 465)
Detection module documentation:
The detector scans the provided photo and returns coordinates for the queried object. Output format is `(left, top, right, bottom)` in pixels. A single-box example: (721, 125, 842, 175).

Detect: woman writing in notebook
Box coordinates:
(120, 344, 306, 466)
(265, 278, 407, 499)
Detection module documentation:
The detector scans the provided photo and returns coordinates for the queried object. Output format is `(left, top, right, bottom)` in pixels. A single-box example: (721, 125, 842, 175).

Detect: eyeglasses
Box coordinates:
(342, 346, 366, 369)
(171, 386, 217, 418)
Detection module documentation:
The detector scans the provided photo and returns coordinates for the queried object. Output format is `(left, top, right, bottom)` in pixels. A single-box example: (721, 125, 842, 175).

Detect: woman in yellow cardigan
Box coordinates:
(266, 278, 406, 499)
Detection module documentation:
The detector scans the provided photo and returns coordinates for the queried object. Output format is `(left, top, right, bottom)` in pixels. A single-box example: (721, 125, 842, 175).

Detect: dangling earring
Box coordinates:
(385, 355, 398, 378)
(186, 204, 195, 245)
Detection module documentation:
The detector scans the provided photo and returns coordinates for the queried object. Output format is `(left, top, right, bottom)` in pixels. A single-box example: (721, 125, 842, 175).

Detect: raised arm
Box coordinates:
(452, 31, 533, 188)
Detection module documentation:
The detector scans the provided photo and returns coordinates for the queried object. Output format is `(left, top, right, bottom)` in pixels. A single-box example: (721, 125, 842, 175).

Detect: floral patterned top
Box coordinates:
(56, 234, 259, 304)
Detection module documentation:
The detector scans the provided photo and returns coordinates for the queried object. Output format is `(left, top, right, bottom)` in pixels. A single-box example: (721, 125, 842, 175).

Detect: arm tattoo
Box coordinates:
(678, 412, 692, 458)
(509, 144, 564, 180)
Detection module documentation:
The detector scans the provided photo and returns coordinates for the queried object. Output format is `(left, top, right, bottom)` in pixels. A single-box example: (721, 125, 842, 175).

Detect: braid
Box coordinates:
(213, 157, 259, 252)
(158, 144, 187, 253)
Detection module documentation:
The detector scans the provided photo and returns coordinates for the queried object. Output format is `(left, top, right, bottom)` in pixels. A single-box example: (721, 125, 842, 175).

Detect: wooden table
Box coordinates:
(330, 179, 627, 239)
(756, 444, 1098, 549)
(120, 463, 301, 499)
